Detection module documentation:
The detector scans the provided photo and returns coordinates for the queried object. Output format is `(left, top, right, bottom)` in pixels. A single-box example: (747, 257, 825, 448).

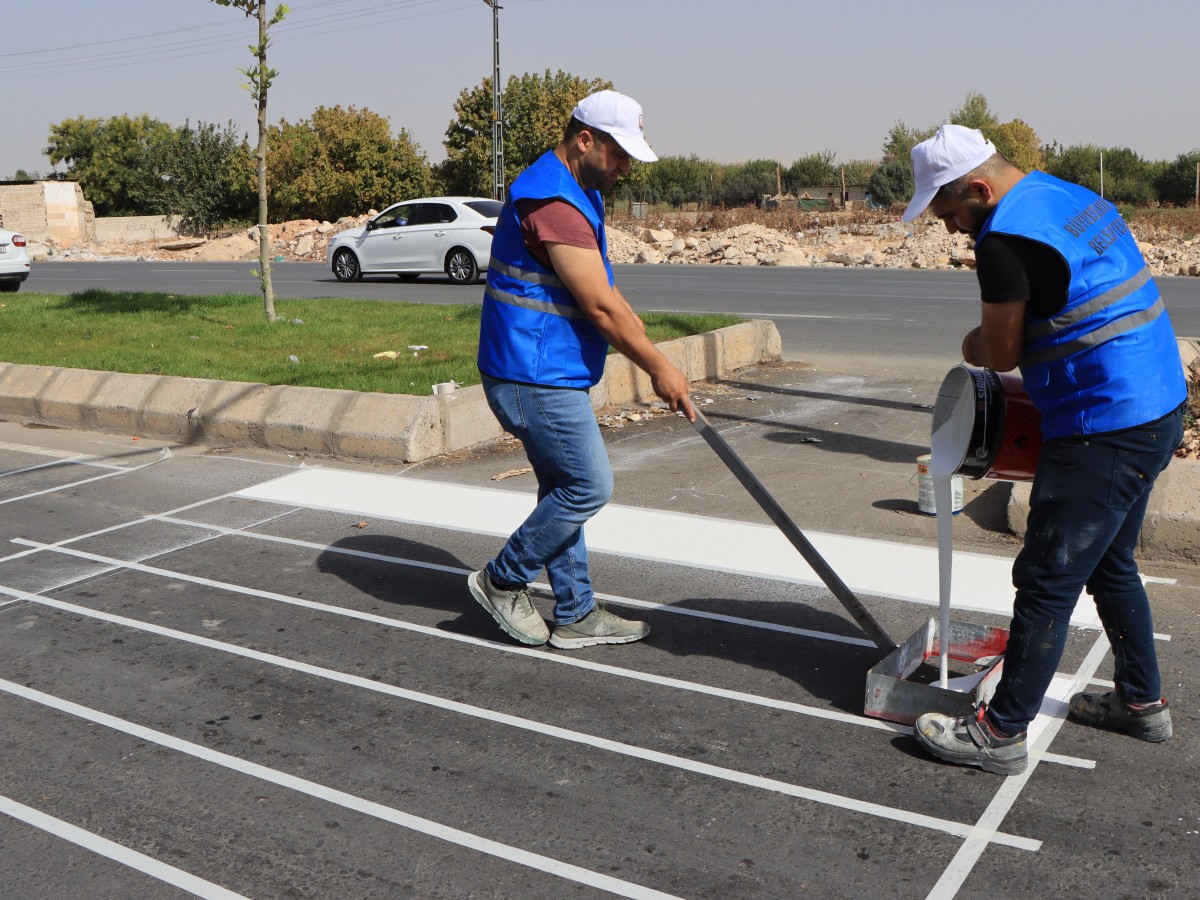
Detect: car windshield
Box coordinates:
(464, 200, 503, 219)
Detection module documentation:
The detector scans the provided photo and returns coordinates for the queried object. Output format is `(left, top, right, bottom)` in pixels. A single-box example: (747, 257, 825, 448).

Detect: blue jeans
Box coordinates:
(481, 376, 613, 625)
(987, 403, 1184, 735)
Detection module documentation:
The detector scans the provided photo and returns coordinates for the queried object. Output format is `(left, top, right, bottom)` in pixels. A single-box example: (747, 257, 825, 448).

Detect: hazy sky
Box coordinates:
(3, 0, 1197, 179)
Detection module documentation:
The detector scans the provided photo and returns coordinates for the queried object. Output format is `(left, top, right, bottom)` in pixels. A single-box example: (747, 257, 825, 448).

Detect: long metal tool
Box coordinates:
(691, 408, 897, 652)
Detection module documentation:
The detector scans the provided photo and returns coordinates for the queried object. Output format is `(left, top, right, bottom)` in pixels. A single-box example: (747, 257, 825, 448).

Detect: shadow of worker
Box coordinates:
(316, 533, 501, 641)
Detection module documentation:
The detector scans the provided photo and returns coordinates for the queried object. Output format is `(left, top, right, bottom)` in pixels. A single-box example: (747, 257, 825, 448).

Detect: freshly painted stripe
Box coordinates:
(233, 468, 1106, 628)
(151, 515, 879, 648)
(0, 583, 1040, 851)
(926, 634, 1112, 899)
(0, 793, 247, 900)
(0, 681, 681, 900)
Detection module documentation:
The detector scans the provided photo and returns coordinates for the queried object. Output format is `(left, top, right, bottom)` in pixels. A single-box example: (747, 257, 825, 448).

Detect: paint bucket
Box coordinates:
(915, 454, 963, 516)
(931, 365, 1043, 482)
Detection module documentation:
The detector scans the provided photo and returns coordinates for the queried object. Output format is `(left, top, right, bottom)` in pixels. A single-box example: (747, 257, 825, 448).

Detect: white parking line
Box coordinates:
(13, 535, 1097, 770)
(0, 680, 682, 900)
(0, 793, 247, 900)
(11, 538, 896, 730)
(926, 633, 1112, 899)
(0, 447, 172, 507)
(0, 582, 1041, 852)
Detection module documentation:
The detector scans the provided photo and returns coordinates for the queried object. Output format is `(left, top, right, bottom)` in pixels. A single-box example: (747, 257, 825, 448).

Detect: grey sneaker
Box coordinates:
(548, 605, 650, 650)
(914, 705, 1028, 776)
(467, 569, 549, 646)
(1068, 691, 1172, 742)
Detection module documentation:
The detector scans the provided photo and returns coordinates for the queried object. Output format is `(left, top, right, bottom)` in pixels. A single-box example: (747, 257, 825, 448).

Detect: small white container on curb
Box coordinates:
(915, 454, 963, 516)
(431, 382, 458, 395)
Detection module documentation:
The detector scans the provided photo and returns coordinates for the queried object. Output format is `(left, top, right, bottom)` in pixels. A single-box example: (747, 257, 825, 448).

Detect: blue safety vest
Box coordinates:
(977, 171, 1185, 438)
(477, 151, 613, 388)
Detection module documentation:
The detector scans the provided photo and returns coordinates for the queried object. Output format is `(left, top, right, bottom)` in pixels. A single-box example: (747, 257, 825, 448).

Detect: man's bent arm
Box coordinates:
(546, 241, 695, 420)
(963, 300, 1026, 371)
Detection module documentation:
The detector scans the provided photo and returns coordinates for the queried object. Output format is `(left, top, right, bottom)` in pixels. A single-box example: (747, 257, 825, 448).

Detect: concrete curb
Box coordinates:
(1006, 338, 1200, 563)
(0, 319, 782, 464)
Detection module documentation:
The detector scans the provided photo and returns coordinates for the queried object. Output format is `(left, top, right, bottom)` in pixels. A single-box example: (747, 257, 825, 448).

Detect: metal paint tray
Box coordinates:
(864, 618, 1008, 725)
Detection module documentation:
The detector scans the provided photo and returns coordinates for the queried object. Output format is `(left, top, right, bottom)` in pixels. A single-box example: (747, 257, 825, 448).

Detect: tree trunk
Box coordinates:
(256, 2, 276, 323)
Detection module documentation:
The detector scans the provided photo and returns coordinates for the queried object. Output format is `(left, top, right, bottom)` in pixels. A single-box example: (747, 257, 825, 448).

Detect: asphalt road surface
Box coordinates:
(1, 359, 1198, 899)
(27, 261, 1200, 371)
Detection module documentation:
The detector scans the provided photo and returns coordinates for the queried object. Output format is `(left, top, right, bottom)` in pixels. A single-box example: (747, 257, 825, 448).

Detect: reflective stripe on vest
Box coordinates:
(1021, 295, 1164, 367)
(489, 258, 567, 290)
(483, 283, 588, 320)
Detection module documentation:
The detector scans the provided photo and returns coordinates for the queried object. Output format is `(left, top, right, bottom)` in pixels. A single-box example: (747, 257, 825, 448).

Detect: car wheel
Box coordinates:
(396, 274, 420, 282)
(0, 282, 19, 293)
(332, 248, 362, 282)
(445, 248, 478, 285)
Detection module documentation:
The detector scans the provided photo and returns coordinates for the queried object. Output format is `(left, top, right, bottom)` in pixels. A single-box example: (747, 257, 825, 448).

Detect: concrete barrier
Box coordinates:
(0, 320, 782, 464)
(93, 215, 183, 244)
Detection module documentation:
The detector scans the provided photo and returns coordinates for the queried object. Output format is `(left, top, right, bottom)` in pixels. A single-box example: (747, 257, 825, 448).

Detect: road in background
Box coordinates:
(26, 261, 1200, 371)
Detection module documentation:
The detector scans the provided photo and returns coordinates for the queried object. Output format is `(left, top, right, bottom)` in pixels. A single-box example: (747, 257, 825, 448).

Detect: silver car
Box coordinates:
(327, 197, 501, 285)
(0, 228, 31, 292)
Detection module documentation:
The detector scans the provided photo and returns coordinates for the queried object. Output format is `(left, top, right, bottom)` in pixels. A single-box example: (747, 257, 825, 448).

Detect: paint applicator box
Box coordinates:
(863, 618, 1008, 726)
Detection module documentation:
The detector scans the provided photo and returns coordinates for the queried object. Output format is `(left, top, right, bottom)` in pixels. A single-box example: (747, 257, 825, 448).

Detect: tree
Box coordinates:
(1155, 150, 1200, 206)
(710, 160, 779, 207)
(881, 121, 936, 163)
(131, 120, 255, 235)
(866, 158, 914, 208)
(441, 70, 611, 197)
(989, 118, 1042, 173)
(268, 106, 432, 221)
(212, 0, 289, 323)
(784, 151, 836, 190)
(949, 91, 999, 133)
(45, 114, 174, 215)
(643, 154, 715, 207)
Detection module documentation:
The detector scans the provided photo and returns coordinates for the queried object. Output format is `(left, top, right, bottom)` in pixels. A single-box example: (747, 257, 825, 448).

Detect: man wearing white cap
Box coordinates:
(469, 90, 695, 649)
(904, 125, 1186, 775)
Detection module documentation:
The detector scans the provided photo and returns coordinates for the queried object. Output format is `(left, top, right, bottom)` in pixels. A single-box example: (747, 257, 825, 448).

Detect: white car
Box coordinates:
(327, 197, 501, 285)
(0, 228, 31, 292)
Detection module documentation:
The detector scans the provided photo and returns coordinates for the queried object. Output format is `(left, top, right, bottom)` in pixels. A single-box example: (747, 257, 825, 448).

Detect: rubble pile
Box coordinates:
(36, 210, 1200, 277)
(606, 219, 1200, 277)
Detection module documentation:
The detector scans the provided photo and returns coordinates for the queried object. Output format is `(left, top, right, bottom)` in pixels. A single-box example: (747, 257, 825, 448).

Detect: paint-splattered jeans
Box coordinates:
(986, 403, 1184, 736)
(481, 376, 613, 626)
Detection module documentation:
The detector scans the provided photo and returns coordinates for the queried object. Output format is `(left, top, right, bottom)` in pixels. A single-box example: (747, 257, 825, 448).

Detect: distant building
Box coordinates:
(761, 183, 870, 211)
(0, 181, 94, 242)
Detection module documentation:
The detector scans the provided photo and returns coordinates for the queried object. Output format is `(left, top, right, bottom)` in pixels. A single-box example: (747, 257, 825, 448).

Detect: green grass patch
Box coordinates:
(0, 290, 744, 395)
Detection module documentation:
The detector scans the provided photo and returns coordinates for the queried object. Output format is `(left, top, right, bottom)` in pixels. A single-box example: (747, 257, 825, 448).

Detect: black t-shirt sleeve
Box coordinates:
(974, 233, 1070, 319)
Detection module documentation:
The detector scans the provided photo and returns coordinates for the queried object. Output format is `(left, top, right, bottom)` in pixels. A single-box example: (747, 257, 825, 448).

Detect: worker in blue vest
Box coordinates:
(903, 125, 1187, 775)
(468, 90, 695, 650)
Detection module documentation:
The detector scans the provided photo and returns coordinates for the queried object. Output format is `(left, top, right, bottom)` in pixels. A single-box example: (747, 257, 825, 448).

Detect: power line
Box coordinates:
(0, 0, 476, 78)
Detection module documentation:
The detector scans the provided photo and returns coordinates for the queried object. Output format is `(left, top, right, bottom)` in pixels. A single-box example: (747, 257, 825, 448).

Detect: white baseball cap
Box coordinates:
(571, 90, 658, 162)
(902, 124, 997, 221)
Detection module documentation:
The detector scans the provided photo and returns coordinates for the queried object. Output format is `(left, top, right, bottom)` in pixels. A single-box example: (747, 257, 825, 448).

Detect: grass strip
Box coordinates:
(0, 290, 744, 395)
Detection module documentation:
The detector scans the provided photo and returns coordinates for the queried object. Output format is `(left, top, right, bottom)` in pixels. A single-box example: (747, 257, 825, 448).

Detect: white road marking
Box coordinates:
(0, 582, 1041, 852)
(926, 634, 1113, 899)
(0, 680, 682, 900)
(0, 793, 248, 899)
(233, 469, 1109, 629)
(14, 533, 1097, 770)
(0, 448, 171, 507)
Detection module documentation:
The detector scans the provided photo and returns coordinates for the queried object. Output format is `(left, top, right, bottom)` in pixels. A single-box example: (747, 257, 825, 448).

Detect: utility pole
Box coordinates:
(483, 0, 504, 202)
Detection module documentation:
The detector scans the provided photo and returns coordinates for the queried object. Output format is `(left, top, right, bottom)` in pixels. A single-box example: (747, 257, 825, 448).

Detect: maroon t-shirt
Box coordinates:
(515, 198, 599, 270)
